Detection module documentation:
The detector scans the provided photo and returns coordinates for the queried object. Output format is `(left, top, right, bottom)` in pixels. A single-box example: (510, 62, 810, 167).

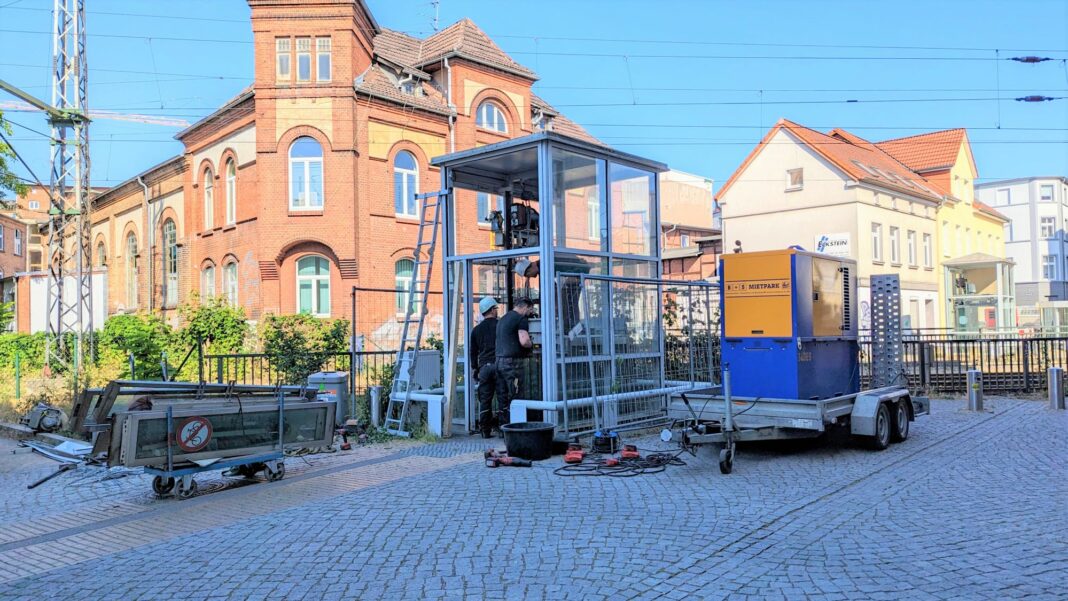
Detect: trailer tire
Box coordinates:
(890, 400, 910, 443)
(865, 403, 891, 451)
(718, 448, 733, 474)
(175, 478, 198, 500)
(266, 462, 285, 482)
(152, 476, 174, 496)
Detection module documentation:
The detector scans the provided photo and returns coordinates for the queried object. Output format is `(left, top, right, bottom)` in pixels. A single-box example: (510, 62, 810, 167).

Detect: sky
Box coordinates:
(1, 0, 1066, 191)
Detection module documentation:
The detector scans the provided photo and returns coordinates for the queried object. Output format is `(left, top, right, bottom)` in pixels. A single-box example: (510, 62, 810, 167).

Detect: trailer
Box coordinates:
(666, 253, 927, 473)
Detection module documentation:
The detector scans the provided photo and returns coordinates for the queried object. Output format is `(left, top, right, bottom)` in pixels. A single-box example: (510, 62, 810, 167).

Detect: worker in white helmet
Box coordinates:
(469, 296, 500, 438)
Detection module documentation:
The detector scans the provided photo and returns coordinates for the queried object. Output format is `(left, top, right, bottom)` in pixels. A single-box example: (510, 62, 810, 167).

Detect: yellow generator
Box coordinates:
(720, 249, 858, 399)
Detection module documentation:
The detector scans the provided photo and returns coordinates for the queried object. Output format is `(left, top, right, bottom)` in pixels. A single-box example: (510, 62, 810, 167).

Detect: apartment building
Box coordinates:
(976, 176, 1068, 329)
(718, 119, 1011, 331)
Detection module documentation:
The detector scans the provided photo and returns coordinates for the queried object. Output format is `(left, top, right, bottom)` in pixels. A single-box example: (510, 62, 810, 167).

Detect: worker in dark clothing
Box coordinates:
(469, 296, 500, 438)
(495, 297, 535, 428)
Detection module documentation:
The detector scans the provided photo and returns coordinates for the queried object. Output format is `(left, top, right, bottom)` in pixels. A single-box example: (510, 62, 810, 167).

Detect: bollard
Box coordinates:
(369, 386, 383, 427)
(967, 369, 984, 411)
(1050, 367, 1065, 410)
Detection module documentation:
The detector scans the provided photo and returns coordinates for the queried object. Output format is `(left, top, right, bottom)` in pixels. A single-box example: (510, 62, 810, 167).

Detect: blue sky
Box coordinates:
(1, 0, 1065, 190)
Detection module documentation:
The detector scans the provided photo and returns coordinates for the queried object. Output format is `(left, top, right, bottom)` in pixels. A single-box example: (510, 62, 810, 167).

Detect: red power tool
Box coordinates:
(621, 444, 640, 460)
(484, 449, 533, 468)
(564, 443, 586, 464)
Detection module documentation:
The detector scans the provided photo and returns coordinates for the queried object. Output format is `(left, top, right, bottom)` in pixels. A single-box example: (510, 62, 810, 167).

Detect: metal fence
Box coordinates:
(199, 350, 396, 419)
(554, 274, 719, 436)
(861, 337, 1067, 393)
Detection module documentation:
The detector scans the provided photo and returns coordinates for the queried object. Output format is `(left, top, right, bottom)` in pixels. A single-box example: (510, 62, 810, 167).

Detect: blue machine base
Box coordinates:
(722, 338, 859, 400)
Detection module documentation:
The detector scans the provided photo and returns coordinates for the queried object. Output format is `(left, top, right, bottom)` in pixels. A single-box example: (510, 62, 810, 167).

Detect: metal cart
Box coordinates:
(143, 392, 287, 500)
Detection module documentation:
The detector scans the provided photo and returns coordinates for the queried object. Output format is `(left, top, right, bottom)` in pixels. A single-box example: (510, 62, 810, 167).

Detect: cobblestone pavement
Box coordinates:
(0, 398, 1065, 600)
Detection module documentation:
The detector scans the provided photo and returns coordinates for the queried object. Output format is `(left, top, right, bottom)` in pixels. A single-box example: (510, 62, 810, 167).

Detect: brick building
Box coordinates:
(0, 211, 27, 331)
(82, 0, 597, 339)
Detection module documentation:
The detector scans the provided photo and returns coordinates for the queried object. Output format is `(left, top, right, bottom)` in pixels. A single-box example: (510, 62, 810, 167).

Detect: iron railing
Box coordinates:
(861, 337, 1067, 393)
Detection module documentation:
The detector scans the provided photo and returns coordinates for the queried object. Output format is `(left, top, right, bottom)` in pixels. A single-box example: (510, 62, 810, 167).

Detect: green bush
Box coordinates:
(0, 332, 47, 370)
(259, 313, 349, 384)
(98, 313, 173, 379)
(174, 295, 249, 354)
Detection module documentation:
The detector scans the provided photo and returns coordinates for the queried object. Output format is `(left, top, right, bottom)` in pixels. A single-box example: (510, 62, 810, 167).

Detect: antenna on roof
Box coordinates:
(431, 0, 440, 31)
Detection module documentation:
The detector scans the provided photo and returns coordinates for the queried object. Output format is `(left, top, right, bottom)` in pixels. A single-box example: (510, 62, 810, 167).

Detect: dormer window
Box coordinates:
(476, 101, 507, 133)
(400, 80, 416, 95)
(786, 168, 803, 191)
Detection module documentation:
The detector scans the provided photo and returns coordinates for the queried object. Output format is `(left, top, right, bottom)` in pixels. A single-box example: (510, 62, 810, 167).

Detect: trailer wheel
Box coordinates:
(175, 478, 198, 500)
(890, 400, 910, 443)
(718, 448, 734, 474)
(151, 476, 174, 496)
(265, 462, 285, 482)
(866, 403, 891, 451)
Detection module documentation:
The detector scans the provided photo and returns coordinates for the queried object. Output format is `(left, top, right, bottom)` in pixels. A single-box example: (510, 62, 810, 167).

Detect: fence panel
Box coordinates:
(862, 337, 1067, 393)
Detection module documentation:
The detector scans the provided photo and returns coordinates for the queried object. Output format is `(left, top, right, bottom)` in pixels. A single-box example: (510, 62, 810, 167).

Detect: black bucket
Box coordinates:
(501, 422, 555, 461)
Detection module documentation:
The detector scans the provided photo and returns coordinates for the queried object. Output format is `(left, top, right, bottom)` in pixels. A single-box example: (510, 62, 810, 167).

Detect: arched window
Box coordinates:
(96, 241, 106, 267)
(394, 258, 414, 312)
(223, 261, 238, 306)
(296, 255, 330, 316)
(393, 151, 418, 217)
(203, 168, 214, 229)
(125, 232, 138, 308)
(202, 264, 216, 298)
(476, 101, 507, 133)
(289, 137, 324, 210)
(225, 159, 237, 225)
(162, 219, 178, 306)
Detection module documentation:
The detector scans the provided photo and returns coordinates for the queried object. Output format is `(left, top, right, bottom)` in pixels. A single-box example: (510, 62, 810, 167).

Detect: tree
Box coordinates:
(0, 110, 29, 199)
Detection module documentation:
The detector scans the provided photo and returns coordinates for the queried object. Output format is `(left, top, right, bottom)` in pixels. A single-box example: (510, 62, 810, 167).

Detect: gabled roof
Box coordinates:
(876, 129, 969, 174)
(414, 19, 537, 80)
(353, 66, 452, 116)
(717, 119, 943, 203)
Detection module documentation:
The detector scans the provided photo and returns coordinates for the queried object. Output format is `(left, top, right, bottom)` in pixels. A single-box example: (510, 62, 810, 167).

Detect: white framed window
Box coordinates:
(786, 168, 803, 191)
(289, 137, 324, 210)
(906, 230, 917, 266)
(276, 38, 291, 80)
(296, 255, 330, 316)
(475, 101, 507, 133)
(0, 225, 5, 251)
(871, 223, 883, 262)
(476, 192, 501, 225)
(995, 188, 1010, 205)
(296, 37, 312, 82)
(125, 232, 138, 308)
(922, 233, 933, 268)
(96, 242, 106, 266)
(202, 264, 216, 298)
(1039, 184, 1054, 202)
(586, 193, 601, 241)
(13, 229, 21, 256)
(224, 262, 238, 306)
(393, 151, 418, 217)
(1040, 216, 1055, 238)
(203, 168, 214, 230)
(316, 37, 331, 82)
(1042, 255, 1056, 280)
(225, 159, 237, 225)
(28, 200, 39, 210)
(163, 219, 178, 306)
(395, 258, 414, 313)
(889, 226, 900, 264)
(680, 233, 690, 248)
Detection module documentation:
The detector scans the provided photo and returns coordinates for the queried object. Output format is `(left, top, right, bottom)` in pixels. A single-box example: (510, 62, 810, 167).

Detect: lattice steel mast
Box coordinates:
(47, 0, 92, 372)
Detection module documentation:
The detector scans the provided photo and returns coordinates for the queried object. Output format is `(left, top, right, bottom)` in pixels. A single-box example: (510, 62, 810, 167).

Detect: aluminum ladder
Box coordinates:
(384, 189, 446, 436)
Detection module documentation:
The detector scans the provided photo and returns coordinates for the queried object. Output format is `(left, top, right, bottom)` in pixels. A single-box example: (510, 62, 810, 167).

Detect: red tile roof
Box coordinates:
(374, 21, 536, 80)
(718, 119, 944, 203)
(974, 200, 1008, 222)
(352, 66, 451, 115)
(875, 129, 967, 173)
(530, 94, 600, 145)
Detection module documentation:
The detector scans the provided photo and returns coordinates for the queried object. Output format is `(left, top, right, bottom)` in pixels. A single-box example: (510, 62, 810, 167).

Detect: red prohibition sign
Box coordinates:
(176, 416, 213, 452)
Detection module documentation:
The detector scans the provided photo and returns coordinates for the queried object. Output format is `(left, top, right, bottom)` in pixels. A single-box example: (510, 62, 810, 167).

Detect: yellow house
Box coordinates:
(877, 130, 1013, 330)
